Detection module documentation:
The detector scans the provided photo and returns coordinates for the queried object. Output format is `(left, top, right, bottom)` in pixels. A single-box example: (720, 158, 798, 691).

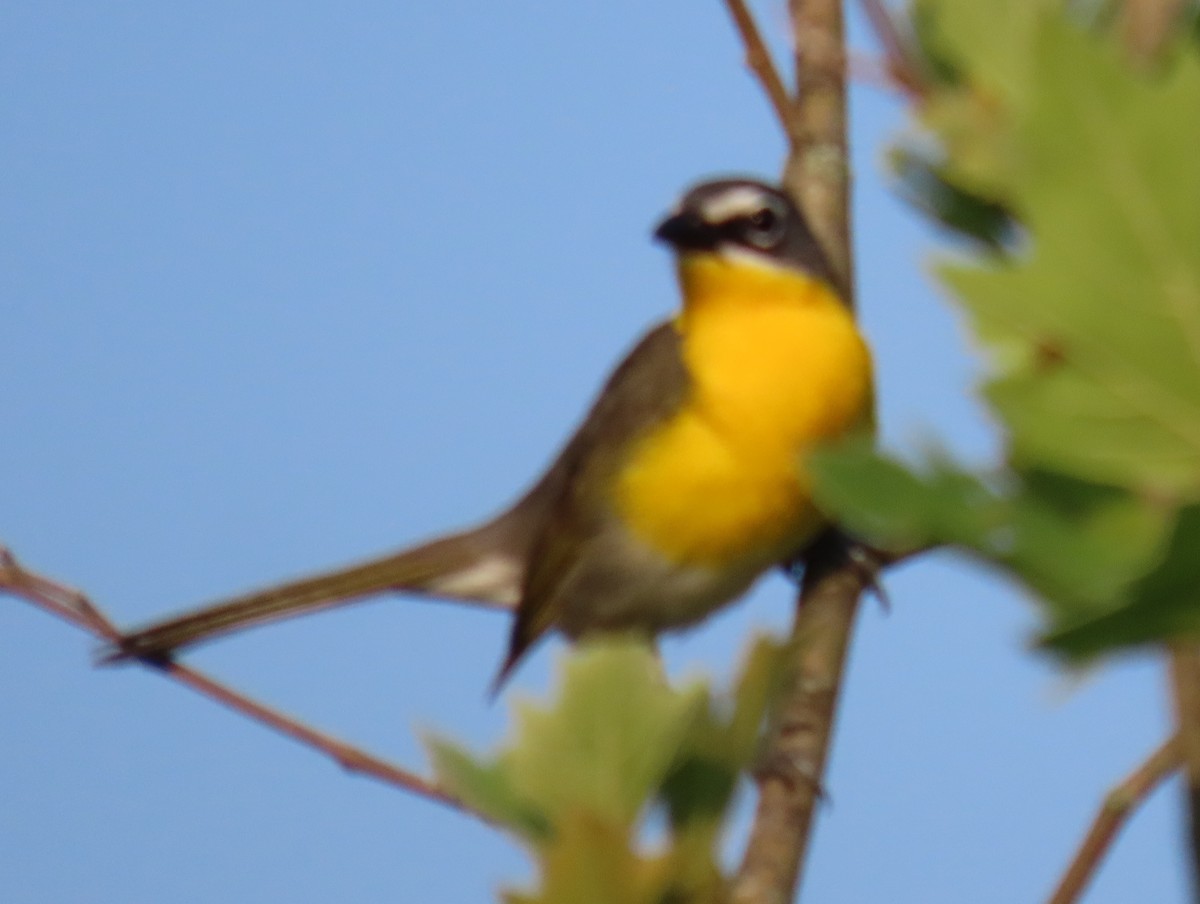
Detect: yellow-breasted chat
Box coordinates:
(113, 178, 874, 689)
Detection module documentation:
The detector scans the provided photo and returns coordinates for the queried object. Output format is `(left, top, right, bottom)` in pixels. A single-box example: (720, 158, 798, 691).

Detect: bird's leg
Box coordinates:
(780, 528, 889, 610)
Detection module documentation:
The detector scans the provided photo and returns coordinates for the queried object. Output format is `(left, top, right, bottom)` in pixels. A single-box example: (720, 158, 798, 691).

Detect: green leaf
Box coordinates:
(876, 3, 1200, 657)
(912, 0, 1054, 109)
(502, 813, 650, 904)
(726, 635, 788, 762)
(809, 441, 999, 551)
(427, 739, 551, 841)
(429, 639, 709, 840)
(999, 471, 1170, 609)
(907, 0, 1059, 201)
(503, 811, 727, 904)
(505, 641, 709, 831)
(435, 639, 773, 902)
(1043, 504, 1200, 657)
(811, 445, 1173, 646)
(890, 146, 1016, 249)
(939, 23, 1200, 494)
(658, 637, 786, 835)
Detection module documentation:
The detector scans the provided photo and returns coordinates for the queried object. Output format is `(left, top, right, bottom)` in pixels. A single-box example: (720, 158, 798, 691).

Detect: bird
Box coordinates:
(112, 177, 874, 691)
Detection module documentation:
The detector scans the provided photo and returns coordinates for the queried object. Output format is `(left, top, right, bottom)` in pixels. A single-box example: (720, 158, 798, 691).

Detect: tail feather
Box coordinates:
(109, 525, 521, 662)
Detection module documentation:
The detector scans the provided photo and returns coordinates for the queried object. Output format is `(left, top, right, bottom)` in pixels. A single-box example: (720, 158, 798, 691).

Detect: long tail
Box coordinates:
(109, 522, 523, 662)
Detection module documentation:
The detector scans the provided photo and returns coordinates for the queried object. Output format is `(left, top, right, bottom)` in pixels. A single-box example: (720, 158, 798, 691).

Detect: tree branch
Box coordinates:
(0, 545, 486, 824)
(1047, 735, 1180, 904)
(730, 3, 864, 901)
(782, 0, 853, 300)
(856, 0, 926, 98)
(1120, 0, 1190, 64)
(1171, 646, 1200, 899)
(733, 538, 870, 902)
(722, 0, 798, 140)
(1, 546, 117, 638)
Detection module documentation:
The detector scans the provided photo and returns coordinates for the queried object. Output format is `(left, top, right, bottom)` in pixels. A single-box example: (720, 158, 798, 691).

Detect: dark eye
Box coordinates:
(745, 206, 785, 248)
(749, 208, 776, 231)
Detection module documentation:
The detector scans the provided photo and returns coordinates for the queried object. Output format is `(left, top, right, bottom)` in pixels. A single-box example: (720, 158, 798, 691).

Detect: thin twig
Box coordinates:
(1, 546, 117, 638)
(1170, 647, 1200, 898)
(0, 545, 485, 823)
(722, 0, 797, 140)
(847, 51, 916, 96)
(1120, 0, 1189, 64)
(856, 0, 926, 98)
(1047, 735, 1181, 904)
(151, 657, 467, 810)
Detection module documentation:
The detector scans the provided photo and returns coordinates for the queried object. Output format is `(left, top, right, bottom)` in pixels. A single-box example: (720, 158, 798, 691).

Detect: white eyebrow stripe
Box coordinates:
(698, 187, 767, 223)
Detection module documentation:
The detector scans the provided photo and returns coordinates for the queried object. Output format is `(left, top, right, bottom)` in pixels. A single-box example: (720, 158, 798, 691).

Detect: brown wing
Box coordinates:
(492, 321, 692, 689)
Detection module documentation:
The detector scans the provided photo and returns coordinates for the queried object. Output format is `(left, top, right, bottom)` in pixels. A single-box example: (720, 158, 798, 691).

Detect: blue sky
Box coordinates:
(0, 3, 1184, 902)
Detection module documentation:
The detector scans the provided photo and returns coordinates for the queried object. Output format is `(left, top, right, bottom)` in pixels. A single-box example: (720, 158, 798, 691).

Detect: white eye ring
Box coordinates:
(744, 200, 787, 249)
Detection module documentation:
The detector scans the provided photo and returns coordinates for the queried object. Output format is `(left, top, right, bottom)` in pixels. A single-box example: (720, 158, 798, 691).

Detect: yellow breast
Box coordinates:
(615, 254, 873, 567)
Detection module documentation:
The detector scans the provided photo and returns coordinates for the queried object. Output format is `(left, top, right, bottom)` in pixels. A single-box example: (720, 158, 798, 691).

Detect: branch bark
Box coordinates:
(733, 538, 870, 903)
(1171, 646, 1200, 900)
(1120, 0, 1190, 63)
(1047, 735, 1181, 904)
(729, 5, 861, 899)
(723, 0, 796, 137)
(781, 0, 853, 301)
(856, 0, 926, 98)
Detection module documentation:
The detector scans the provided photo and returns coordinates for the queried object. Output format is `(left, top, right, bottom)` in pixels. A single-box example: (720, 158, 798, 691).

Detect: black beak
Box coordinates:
(653, 211, 718, 250)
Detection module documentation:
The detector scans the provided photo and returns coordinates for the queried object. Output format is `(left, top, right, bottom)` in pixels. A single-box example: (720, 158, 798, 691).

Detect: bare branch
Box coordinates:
(0, 545, 487, 825)
(150, 657, 469, 812)
(1047, 735, 1180, 904)
(1, 546, 118, 638)
(731, 2, 866, 900)
(782, 0, 853, 299)
(722, 0, 798, 139)
(847, 51, 917, 96)
(1120, 0, 1190, 64)
(733, 537, 870, 902)
(1171, 647, 1200, 898)
(856, 0, 926, 97)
